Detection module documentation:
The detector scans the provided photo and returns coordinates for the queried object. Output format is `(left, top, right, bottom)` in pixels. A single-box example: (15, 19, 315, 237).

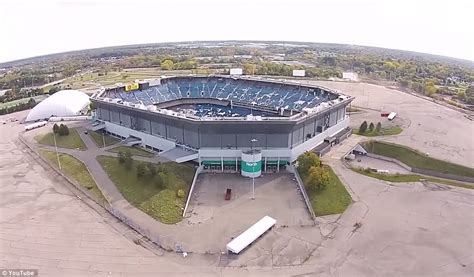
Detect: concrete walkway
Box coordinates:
(23, 126, 189, 251)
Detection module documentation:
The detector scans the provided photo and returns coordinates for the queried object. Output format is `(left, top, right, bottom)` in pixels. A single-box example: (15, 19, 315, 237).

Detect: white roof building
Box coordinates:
(25, 90, 90, 122)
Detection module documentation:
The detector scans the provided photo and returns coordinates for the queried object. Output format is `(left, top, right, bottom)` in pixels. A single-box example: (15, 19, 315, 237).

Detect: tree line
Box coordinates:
(0, 98, 36, 115)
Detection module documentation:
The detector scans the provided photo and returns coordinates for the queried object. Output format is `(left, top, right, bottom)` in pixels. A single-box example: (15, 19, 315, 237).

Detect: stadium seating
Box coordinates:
(105, 77, 336, 111)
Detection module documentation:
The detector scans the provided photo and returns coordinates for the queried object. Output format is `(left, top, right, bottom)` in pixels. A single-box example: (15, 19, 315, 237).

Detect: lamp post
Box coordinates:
(250, 138, 257, 200)
(53, 133, 62, 171)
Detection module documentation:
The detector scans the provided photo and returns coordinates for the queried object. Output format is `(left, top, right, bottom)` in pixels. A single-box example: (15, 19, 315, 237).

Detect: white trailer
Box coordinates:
(292, 70, 305, 77)
(230, 68, 243, 76)
(388, 112, 397, 121)
(49, 116, 91, 122)
(226, 216, 276, 254)
(24, 121, 47, 131)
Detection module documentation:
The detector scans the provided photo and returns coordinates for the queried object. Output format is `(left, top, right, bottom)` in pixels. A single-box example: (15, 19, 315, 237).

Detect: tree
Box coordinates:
(368, 122, 374, 132)
(118, 151, 126, 164)
(58, 124, 69, 136)
(306, 166, 330, 191)
(48, 86, 60, 94)
(52, 123, 59, 134)
(147, 163, 157, 177)
(160, 59, 174, 70)
(375, 122, 382, 133)
(136, 163, 147, 177)
(176, 189, 185, 198)
(156, 172, 168, 188)
(465, 85, 474, 104)
(89, 101, 97, 111)
(123, 150, 133, 169)
(243, 63, 257, 75)
(359, 121, 368, 133)
(398, 79, 409, 88)
(118, 150, 133, 169)
(297, 152, 321, 177)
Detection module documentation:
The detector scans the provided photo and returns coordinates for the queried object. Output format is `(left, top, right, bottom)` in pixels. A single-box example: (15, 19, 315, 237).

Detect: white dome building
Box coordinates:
(26, 90, 90, 122)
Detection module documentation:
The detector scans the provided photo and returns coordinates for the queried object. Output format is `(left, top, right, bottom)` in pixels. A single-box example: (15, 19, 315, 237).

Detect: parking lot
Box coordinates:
(311, 81, 474, 168)
(183, 173, 314, 253)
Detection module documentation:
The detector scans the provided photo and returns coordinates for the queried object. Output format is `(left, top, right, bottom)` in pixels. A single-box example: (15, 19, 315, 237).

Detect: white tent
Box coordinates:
(26, 90, 90, 122)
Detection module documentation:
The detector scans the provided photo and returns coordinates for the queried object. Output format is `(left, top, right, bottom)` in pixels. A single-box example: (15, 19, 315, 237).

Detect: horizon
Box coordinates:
(1, 39, 474, 66)
(1, 0, 473, 64)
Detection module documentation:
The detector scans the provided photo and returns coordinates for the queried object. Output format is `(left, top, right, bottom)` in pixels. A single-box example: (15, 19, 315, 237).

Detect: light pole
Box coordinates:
(53, 132, 62, 171)
(250, 138, 257, 200)
(102, 132, 106, 148)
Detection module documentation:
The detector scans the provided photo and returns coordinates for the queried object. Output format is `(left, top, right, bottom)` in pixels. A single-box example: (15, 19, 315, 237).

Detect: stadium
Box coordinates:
(92, 75, 353, 175)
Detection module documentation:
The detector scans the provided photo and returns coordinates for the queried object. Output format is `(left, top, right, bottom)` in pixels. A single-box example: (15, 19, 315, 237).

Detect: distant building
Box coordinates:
(230, 68, 243, 75)
(233, 55, 253, 59)
(292, 70, 305, 77)
(342, 72, 358, 81)
(0, 89, 11, 97)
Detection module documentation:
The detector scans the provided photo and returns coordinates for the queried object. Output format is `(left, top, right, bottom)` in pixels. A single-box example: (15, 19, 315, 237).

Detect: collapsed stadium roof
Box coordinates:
(95, 75, 352, 122)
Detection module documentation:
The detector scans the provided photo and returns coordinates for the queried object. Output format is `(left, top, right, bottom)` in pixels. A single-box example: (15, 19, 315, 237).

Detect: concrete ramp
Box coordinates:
(123, 136, 141, 146)
(160, 147, 198, 163)
(91, 122, 106, 131)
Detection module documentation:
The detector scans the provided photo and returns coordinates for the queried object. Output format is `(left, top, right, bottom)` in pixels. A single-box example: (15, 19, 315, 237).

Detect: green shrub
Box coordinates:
(359, 121, 368, 133)
(176, 189, 185, 198)
(147, 163, 157, 177)
(58, 124, 69, 136)
(136, 163, 147, 177)
(375, 122, 382, 133)
(52, 123, 59, 134)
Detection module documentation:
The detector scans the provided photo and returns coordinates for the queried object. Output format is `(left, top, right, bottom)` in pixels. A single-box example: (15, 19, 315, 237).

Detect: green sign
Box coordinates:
(241, 160, 262, 173)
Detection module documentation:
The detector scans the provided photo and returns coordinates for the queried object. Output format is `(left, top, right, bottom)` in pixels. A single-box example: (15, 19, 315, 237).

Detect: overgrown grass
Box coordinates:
(300, 166, 352, 216)
(352, 167, 473, 190)
(347, 106, 362, 112)
(96, 155, 195, 224)
(35, 128, 86, 150)
(88, 131, 119, 148)
(39, 150, 107, 202)
(107, 146, 154, 157)
(364, 141, 474, 177)
(357, 126, 403, 137)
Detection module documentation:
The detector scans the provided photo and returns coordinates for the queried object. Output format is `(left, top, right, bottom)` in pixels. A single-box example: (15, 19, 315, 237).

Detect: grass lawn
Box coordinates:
(301, 166, 352, 216)
(107, 146, 154, 157)
(357, 126, 403, 137)
(352, 167, 473, 190)
(364, 141, 474, 177)
(0, 97, 32, 109)
(39, 150, 106, 202)
(88, 131, 119, 148)
(35, 128, 86, 150)
(96, 155, 195, 224)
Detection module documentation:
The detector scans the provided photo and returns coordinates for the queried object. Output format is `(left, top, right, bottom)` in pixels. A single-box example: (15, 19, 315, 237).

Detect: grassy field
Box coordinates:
(35, 128, 86, 150)
(107, 146, 154, 157)
(364, 141, 474, 177)
(301, 166, 352, 216)
(88, 131, 119, 148)
(357, 126, 403, 137)
(352, 168, 473, 190)
(0, 97, 32, 109)
(39, 150, 106, 202)
(96, 155, 195, 224)
(62, 69, 164, 89)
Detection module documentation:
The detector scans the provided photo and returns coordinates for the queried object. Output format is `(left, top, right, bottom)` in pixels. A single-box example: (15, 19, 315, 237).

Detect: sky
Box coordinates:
(0, 0, 473, 63)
